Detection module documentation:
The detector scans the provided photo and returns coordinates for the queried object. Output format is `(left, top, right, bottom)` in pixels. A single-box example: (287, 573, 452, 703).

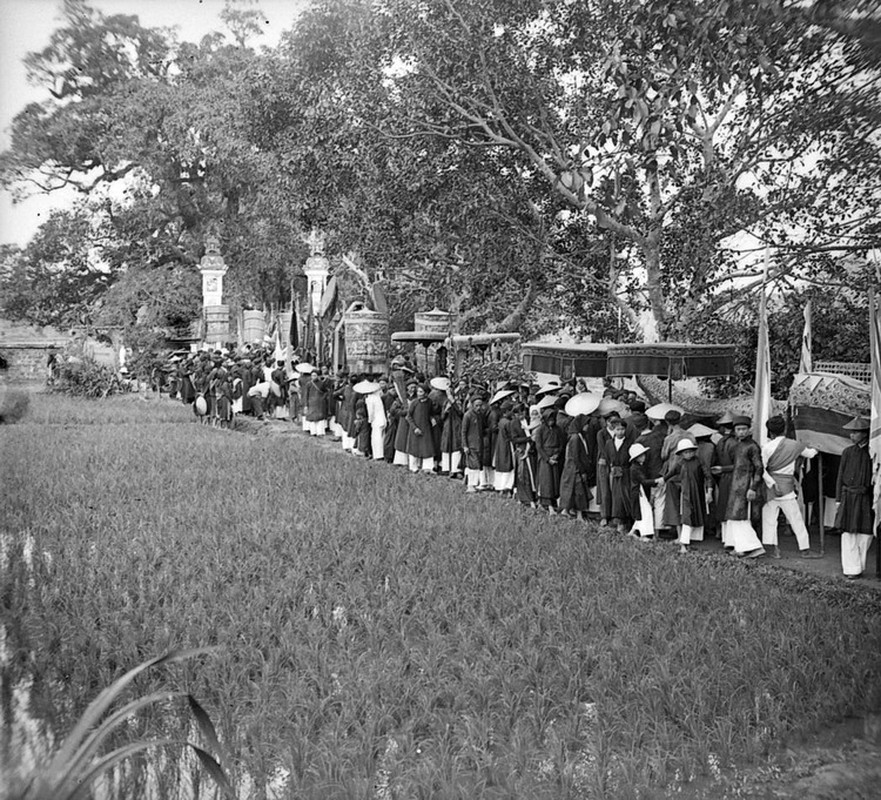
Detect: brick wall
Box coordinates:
(0, 345, 60, 384)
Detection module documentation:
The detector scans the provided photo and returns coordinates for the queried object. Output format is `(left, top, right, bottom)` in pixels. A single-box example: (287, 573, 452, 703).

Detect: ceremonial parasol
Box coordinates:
(489, 388, 515, 405)
(354, 380, 381, 394)
(646, 402, 684, 420)
(606, 342, 736, 401)
(564, 392, 601, 417)
(521, 341, 609, 379)
(597, 397, 628, 417)
(687, 423, 716, 438)
(535, 382, 561, 397)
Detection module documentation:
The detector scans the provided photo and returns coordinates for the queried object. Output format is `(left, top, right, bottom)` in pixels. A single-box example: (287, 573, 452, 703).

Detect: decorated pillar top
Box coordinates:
(304, 227, 325, 256)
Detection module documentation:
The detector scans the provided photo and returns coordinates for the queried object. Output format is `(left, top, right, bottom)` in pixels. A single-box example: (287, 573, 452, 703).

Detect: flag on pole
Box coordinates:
(289, 303, 299, 351)
(799, 299, 813, 374)
(304, 296, 316, 355)
(868, 286, 881, 532)
(753, 249, 772, 447)
(272, 328, 285, 363)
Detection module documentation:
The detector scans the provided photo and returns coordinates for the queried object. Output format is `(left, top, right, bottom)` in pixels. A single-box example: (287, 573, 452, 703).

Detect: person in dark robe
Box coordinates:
(629, 442, 662, 539)
(297, 367, 311, 431)
(554, 394, 573, 440)
(595, 416, 613, 525)
(535, 409, 567, 514)
(393, 381, 417, 466)
(687, 423, 718, 537)
(428, 383, 447, 470)
(711, 412, 738, 547)
(319, 365, 335, 434)
(635, 415, 665, 535)
(270, 360, 289, 420)
(230, 366, 244, 416)
(218, 364, 235, 428)
(381, 379, 399, 462)
(287, 361, 300, 420)
(836, 416, 874, 579)
(514, 407, 539, 507)
(462, 395, 487, 493)
(440, 385, 466, 478)
(724, 415, 765, 557)
(482, 398, 501, 489)
(514, 406, 541, 508)
(303, 370, 328, 436)
(660, 410, 697, 533)
(406, 383, 436, 472)
(559, 415, 594, 520)
(208, 362, 231, 428)
(335, 374, 356, 448)
(345, 391, 361, 451)
(601, 415, 636, 533)
(178, 357, 195, 405)
(351, 400, 371, 457)
(192, 357, 211, 422)
(664, 439, 713, 553)
(492, 403, 518, 494)
(238, 358, 253, 415)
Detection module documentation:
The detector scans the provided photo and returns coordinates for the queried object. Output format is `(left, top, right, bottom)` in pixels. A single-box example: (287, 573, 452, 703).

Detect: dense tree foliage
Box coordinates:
(1, 0, 878, 392)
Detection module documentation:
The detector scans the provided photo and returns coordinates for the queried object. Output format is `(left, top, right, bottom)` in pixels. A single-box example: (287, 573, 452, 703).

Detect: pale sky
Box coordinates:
(0, 0, 305, 248)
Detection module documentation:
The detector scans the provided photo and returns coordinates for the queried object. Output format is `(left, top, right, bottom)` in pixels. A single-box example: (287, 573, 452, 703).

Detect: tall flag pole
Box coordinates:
(284, 303, 296, 381)
(799, 299, 813, 375)
(869, 284, 881, 534)
(753, 248, 772, 447)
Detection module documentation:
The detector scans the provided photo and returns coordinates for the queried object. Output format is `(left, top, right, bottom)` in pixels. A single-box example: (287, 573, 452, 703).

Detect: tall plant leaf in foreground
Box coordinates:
(20, 647, 231, 800)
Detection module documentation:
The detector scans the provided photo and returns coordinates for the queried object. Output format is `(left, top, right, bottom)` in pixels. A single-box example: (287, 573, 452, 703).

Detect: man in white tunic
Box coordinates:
(365, 385, 387, 461)
(760, 415, 821, 559)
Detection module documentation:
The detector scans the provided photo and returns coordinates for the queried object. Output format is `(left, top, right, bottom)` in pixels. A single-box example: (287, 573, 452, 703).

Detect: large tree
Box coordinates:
(0, 0, 306, 332)
(332, 0, 881, 337)
(247, 0, 622, 337)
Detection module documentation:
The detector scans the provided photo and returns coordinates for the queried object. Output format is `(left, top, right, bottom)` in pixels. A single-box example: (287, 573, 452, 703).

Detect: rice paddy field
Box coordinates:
(3, 392, 881, 799)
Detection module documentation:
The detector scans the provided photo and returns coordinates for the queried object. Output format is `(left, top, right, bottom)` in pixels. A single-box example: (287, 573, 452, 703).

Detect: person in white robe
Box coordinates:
(365, 387, 387, 460)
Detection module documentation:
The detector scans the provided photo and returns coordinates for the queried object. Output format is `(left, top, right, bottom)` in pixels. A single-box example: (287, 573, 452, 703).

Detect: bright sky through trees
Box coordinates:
(0, 0, 301, 246)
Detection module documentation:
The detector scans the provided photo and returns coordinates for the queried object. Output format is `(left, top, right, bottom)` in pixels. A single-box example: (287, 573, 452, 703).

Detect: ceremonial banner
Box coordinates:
(273, 329, 285, 363)
(752, 252, 772, 447)
(304, 296, 316, 355)
(289, 303, 299, 351)
(869, 287, 881, 532)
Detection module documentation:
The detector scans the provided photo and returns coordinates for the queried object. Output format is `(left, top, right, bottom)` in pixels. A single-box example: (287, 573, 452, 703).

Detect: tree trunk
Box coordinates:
(643, 164, 668, 339)
(642, 240, 667, 339)
(489, 281, 540, 333)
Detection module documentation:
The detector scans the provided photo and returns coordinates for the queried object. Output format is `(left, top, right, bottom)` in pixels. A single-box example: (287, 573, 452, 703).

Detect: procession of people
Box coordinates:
(162, 346, 875, 581)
